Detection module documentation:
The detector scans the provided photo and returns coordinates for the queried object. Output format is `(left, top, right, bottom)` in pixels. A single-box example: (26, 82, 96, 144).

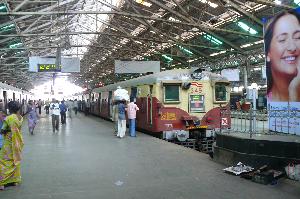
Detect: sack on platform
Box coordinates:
(114, 88, 129, 101)
(285, 163, 300, 181)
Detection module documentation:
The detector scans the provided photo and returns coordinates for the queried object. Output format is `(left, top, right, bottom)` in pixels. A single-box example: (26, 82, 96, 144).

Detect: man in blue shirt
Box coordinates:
(117, 101, 126, 138)
(59, 101, 68, 124)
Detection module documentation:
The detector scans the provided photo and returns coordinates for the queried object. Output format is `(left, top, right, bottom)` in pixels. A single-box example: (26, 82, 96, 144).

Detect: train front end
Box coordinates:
(156, 71, 231, 141)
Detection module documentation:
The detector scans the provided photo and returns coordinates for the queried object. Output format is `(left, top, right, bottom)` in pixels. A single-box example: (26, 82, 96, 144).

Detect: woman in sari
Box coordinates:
(27, 100, 38, 135)
(0, 101, 24, 190)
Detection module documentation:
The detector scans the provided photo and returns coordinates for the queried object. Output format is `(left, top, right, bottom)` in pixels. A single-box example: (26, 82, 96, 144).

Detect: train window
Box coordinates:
(215, 82, 227, 102)
(164, 85, 180, 103)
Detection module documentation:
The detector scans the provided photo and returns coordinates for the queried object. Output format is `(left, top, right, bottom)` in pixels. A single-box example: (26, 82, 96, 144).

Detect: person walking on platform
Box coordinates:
(74, 99, 78, 115)
(85, 99, 91, 116)
(50, 99, 60, 132)
(59, 101, 67, 124)
(37, 99, 43, 115)
(117, 100, 126, 138)
(27, 100, 38, 135)
(112, 101, 119, 135)
(0, 101, 24, 191)
(126, 98, 139, 137)
(67, 100, 73, 118)
(21, 99, 27, 116)
(44, 99, 50, 114)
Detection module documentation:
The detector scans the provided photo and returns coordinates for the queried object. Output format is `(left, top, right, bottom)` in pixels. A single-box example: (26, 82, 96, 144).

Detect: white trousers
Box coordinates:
(117, 119, 126, 138)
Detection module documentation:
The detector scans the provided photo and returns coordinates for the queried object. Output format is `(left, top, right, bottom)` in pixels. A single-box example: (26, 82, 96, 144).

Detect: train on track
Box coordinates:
(76, 69, 231, 141)
(0, 82, 34, 113)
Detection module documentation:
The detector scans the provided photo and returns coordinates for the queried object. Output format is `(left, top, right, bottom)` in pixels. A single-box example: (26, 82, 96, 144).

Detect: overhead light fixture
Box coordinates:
(237, 22, 258, 34)
(240, 43, 253, 48)
(162, 54, 173, 62)
(187, 58, 198, 63)
(168, 17, 181, 22)
(203, 33, 223, 45)
(134, 0, 152, 7)
(198, 0, 218, 8)
(177, 45, 193, 56)
(0, 5, 7, 11)
(134, 41, 143, 44)
(274, 0, 281, 4)
(0, 23, 15, 31)
(210, 50, 226, 57)
(254, 40, 264, 44)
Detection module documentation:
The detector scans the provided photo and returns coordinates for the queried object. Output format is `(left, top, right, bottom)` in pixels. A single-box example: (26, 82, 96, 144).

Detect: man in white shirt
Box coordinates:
(50, 99, 60, 132)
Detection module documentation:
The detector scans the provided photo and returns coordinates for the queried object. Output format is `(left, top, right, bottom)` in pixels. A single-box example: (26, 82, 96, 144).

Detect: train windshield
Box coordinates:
(164, 85, 180, 103)
(215, 82, 228, 102)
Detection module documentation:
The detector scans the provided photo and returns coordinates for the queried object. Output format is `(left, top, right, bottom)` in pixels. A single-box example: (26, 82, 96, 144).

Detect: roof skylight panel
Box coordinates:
(198, 0, 218, 8)
(237, 22, 258, 34)
(134, 0, 152, 7)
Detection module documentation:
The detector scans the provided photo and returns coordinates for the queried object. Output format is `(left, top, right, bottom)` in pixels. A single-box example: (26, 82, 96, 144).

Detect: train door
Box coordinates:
(98, 93, 101, 114)
(131, 87, 137, 101)
(108, 91, 112, 118)
(13, 92, 15, 101)
(3, 91, 7, 114)
(147, 85, 153, 125)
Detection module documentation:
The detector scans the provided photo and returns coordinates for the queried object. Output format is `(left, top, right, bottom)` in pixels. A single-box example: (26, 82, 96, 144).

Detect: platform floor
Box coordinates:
(0, 113, 299, 199)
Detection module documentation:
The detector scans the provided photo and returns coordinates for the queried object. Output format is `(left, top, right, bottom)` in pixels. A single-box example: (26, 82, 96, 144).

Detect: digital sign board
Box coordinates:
(38, 64, 61, 72)
(189, 94, 205, 113)
(29, 57, 80, 72)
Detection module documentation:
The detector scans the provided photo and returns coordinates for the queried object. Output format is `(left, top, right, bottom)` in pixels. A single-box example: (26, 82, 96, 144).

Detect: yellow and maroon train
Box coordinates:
(83, 69, 231, 138)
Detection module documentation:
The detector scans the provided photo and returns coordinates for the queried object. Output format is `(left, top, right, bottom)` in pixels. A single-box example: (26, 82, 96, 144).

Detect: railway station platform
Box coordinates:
(0, 113, 299, 199)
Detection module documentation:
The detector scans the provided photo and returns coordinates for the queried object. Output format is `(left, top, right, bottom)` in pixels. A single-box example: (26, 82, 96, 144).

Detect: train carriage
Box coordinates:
(91, 69, 231, 138)
(0, 82, 33, 112)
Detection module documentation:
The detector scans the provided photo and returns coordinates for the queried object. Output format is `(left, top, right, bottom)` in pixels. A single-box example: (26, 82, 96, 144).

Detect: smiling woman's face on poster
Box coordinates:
(265, 10, 300, 102)
(265, 9, 300, 135)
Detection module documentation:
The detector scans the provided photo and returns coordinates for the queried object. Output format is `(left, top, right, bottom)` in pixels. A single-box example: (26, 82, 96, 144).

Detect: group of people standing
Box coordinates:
(113, 98, 139, 138)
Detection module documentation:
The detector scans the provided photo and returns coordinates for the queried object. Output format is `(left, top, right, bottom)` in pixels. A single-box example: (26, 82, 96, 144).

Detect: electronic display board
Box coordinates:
(29, 57, 80, 72)
(38, 64, 61, 72)
(189, 94, 204, 113)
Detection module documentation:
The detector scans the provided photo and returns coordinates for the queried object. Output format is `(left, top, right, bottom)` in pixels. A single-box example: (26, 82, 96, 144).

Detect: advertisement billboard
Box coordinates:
(264, 8, 300, 134)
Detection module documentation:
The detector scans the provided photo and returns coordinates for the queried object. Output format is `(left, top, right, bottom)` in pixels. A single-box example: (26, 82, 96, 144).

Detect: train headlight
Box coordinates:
(182, 82, 191, 89)
(206, 117, 213, 123)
